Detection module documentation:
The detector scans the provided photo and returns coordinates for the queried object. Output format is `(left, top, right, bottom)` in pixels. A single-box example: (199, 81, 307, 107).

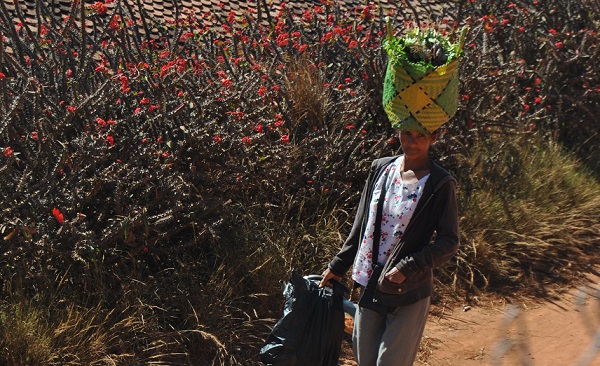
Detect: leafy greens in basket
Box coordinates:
(383, 26, 468, 73)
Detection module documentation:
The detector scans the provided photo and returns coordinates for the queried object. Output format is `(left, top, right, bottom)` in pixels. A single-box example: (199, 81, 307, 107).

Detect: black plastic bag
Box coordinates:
(259, 270, 346, 365)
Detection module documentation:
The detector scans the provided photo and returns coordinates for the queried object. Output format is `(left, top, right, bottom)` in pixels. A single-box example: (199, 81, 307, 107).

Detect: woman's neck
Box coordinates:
(402, 155, 431, 172)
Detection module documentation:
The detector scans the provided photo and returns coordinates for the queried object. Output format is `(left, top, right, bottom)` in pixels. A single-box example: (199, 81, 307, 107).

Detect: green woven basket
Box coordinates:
(382, 27, 467, 134)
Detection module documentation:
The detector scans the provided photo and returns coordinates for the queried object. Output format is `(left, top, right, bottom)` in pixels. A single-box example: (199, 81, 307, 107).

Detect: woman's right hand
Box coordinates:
(319, 268, 342, 288)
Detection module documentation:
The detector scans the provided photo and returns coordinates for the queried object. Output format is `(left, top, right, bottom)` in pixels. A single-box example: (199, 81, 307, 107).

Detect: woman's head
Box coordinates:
(398, 129, 438, 162)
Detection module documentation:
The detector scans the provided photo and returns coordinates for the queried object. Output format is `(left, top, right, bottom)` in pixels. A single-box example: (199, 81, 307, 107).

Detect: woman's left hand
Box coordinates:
(384, 267, 406, 284)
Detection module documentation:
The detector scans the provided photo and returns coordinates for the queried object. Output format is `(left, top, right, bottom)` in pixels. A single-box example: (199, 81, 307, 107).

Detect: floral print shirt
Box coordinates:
(351, 156, 430, 287)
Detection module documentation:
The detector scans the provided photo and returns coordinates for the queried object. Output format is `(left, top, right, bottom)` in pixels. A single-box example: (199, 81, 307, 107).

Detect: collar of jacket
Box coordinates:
(370, 155, 455, 194)
(367, 154, 455, 235)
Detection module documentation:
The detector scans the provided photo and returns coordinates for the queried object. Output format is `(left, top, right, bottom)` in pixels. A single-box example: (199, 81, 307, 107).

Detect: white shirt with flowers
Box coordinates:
(351, 156, 430, 287)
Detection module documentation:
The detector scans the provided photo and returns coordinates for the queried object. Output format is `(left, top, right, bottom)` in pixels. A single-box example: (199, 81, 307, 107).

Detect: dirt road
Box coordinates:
(340, 272, 600, 366)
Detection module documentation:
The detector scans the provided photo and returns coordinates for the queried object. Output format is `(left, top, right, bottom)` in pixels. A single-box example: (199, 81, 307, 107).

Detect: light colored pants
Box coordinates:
(352, 296, 431, 366)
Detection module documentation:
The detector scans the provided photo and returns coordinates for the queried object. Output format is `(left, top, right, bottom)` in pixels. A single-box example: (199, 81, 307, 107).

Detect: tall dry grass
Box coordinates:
(435, 133, 600, 301)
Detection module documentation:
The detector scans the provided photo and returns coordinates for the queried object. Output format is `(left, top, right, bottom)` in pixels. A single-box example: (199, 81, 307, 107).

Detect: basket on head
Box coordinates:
(382, 26, 467, 134)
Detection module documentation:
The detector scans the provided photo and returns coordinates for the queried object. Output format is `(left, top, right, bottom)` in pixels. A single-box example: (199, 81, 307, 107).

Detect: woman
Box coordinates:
(319, 128, 460, 365)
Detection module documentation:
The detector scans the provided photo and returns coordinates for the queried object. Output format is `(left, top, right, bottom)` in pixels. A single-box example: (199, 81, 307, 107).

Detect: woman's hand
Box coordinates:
(319, 268, 342, 288)
(384, 267, 406, 284)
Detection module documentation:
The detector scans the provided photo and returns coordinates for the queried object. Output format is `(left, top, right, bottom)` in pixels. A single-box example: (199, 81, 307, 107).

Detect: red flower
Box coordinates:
(0, 72, 5, 80)
(213, 135, 222, 143)
(241, 136, 253, 145)
(321, 32, 333, 43)
(554, 41, 563, 49)
(227, 11, 236, 23)
(276, 33, 290, 46)
(52, 208, 65, 225)
(257, 85, 267, 97)
(281, 134, 290, 143)
(109, 15, 120, 30)
(106, 135, 115, 146)
(302, 10, 312, 21)
(119, 75, 130, 93)
(90, 1, 108, 15)
(179, 31, 194, 42)
(2, 146, 13, 157)
(228, 111, 244, 120)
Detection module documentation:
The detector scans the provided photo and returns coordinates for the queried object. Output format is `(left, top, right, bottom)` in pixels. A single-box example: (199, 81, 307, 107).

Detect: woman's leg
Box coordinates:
(353, 306, 386, 366)
(377, 296, 431, 366)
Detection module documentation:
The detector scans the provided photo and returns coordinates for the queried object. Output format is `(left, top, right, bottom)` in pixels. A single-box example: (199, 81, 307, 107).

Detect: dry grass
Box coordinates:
(436, 134, 600, 303)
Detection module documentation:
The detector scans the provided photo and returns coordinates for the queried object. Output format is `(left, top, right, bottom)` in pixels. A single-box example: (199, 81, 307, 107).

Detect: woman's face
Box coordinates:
(398, 130, 438, 161)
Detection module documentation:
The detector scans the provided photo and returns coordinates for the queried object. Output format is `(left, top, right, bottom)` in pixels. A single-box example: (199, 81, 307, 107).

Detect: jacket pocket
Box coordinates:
(376, 276, 407, 295)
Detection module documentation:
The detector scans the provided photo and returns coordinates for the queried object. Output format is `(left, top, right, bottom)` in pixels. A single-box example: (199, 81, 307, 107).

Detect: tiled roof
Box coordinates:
(3, 0, 455, 37)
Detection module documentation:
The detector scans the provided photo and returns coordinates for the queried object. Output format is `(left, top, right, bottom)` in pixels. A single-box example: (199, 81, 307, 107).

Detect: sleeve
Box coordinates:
(395, 179, 460, 277)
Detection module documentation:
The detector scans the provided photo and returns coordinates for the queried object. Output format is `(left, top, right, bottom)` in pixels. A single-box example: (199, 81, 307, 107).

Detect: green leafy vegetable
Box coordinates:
(383, 26, 468, 73)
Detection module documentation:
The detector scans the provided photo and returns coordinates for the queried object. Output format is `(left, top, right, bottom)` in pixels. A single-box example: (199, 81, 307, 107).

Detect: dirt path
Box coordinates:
(340, 272, 600, 366)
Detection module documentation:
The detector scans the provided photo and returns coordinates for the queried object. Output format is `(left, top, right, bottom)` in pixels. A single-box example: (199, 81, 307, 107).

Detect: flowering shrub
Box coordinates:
(450, 0, 599, 158)
(0, 0, 598, 363)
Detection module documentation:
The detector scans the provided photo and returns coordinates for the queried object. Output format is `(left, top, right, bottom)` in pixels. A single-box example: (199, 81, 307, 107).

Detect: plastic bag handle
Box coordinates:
(304, 274, 356, 317)
(304, 274, 350, 294)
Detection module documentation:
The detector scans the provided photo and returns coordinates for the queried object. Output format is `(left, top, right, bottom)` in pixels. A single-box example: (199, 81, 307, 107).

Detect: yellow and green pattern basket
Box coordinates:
(383, 27, 467, 134)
